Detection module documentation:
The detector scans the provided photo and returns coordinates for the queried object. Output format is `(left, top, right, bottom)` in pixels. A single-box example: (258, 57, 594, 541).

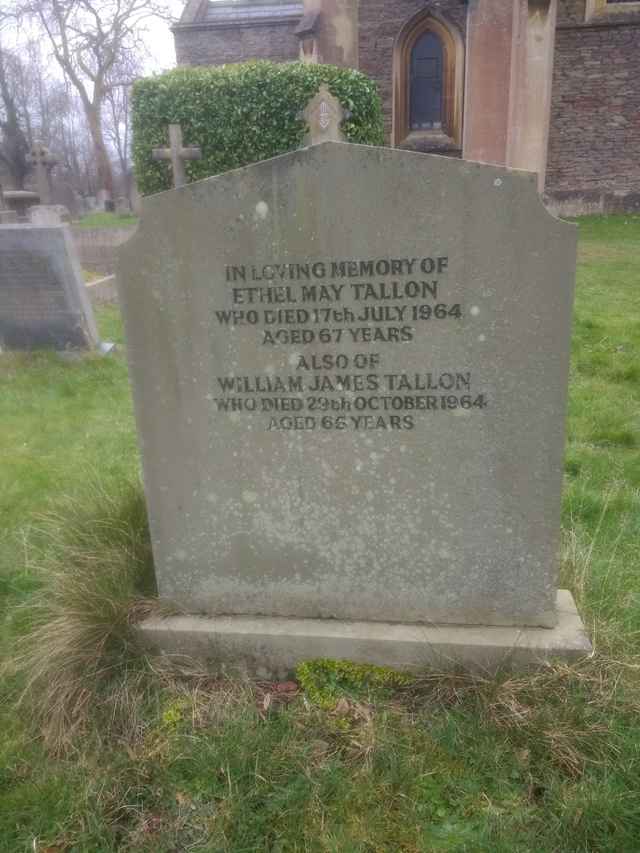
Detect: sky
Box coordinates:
(2, 0, 187, 76)
(141, 0, 185, 73)
(144, 0, 236, 72)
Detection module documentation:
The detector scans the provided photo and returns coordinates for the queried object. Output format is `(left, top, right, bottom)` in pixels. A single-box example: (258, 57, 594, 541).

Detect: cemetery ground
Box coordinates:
(76, 212, 138, 229)
(0, 216, 638, 852)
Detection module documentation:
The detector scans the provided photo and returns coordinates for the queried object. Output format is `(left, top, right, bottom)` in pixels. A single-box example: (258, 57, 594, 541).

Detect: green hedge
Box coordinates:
(132, 61, 385, 196)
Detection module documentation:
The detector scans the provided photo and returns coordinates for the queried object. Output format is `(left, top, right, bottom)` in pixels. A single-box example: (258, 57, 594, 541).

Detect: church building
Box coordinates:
(173, 0, 640, 214)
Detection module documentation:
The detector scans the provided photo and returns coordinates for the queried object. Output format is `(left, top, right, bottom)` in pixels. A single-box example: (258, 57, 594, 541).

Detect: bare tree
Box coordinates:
(15, 0, 168, 206)
(0, 43, 30, 189)
(0, 7, 31, 189)
(103, 52, 142, 197)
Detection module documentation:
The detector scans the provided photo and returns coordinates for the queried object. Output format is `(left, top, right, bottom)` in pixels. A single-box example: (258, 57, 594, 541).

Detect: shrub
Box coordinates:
(132, 61, 385, 196)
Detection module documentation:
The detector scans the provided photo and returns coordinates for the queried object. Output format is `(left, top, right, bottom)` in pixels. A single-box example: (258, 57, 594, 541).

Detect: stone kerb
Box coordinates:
(86, 274, 118, 305)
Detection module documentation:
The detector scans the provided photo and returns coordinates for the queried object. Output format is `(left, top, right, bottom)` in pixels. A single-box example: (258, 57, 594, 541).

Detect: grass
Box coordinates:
(0, 216, 639, 851)
(8, 481, 156, 750)
(75, 212, 138, 229)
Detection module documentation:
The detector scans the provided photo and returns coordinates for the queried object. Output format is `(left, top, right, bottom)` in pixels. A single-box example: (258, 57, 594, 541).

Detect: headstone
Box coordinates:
(302, 84, 347, 146)
(0, 224, 99, 351)
(118, 143, 590, 672)
(152, 124, 202, 189)
(29, 205, 70, 226)
(26, 143, 58, 206)
(130, 179, 142, 216)
(97, 189, 112, 211)
(115, 196, 132, 215)
(0, 183, 17, 223)
(51, 180, 81, 219)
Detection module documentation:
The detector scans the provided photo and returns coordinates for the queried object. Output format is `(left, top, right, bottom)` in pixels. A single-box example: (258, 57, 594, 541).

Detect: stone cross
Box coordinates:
(302, 84, 348, 147)
(152, 124, 202, 189)
(27, 143, 58, 205)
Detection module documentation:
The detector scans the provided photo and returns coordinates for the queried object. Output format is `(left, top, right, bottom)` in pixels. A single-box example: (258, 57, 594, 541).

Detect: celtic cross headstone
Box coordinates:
(27, 143, 58, 205)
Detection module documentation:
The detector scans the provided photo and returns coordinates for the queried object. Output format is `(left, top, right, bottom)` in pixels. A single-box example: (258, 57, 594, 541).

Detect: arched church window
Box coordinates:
(392, 13, 464, 150)
(410, 31, 444, 131)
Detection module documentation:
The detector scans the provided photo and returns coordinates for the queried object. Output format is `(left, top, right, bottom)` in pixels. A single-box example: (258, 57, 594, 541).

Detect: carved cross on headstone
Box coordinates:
(27, 143, 59, 205)
(152, 124, 202, 189)
(302, 84, 348, 147)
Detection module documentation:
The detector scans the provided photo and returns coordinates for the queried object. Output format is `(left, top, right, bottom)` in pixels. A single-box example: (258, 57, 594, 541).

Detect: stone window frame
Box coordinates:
(392, 12, 464, 149)
(586, 0, 640, 20)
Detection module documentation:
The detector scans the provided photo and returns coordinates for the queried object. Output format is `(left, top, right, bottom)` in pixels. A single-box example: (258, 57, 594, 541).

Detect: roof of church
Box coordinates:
(176, 0, 303, 27)
(204, 1, 303, 21)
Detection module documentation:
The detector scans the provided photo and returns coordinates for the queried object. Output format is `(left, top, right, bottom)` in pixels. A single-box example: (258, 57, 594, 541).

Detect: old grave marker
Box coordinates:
(27, 143, 58, 206)
(29, 205, 71, 226)
(302, 84, 347, 146)
(118, 142, 590, 673)
(152, 124, 202, 189)
(0, 224, 99, 351)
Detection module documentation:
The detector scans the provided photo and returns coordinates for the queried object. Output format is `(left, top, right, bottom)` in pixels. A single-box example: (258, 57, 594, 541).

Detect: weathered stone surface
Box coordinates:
(29, 205, 70, 225)
(118, 142, 576, 629)
(152, 124, 202, 189)
(302, 84, 347, 146)
(138, 590, 592, 678)
(3, 190, 39, 220)
(0, 224, 98, 351)
(115, 196, 132, 215)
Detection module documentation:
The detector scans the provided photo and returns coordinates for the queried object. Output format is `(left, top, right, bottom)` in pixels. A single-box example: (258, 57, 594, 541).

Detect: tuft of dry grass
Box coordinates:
(403, 658, 639, 779)
(4, 479, 158, 752)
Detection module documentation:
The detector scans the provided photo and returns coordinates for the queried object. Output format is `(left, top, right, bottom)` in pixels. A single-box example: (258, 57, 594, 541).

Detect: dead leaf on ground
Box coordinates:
(274, 681, 298, 694)
(334, 697, 351, 716)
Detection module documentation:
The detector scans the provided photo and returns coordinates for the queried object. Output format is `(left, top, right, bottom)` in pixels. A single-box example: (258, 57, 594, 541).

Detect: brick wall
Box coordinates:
(557, 0, 585, 25)
(358, 0, 467, 140)
(174, 23, 301, 66)
(546, 0, 640, 211)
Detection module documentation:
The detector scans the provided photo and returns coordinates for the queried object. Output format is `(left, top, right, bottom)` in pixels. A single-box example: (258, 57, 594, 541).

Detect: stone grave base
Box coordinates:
(137, 590, 591, 679)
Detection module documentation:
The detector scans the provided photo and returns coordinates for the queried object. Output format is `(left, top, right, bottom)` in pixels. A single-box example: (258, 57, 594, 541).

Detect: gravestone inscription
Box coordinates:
(0, 225, 98, 350)
(119, 142, 589, 669)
